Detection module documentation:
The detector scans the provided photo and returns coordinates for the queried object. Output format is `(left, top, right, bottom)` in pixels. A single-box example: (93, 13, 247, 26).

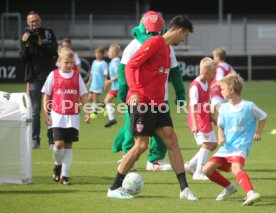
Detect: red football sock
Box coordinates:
(236, 170, 254, 192)
(208, 171, 231, 188)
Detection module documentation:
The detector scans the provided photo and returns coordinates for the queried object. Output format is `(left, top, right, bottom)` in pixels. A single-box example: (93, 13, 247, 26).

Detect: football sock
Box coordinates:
(61, 149, 72, 177)
(92, 102, 97, 114)
(188, 151, 200, 168)
(177, 172, 189, 191)
(53, 146, 64, 165)
(207, 171, 231, 187)
(110, 172, 126, 190)
(235, 170, 254, 192)
(195, 148, 211, 173)
(106, 103, 115, 120)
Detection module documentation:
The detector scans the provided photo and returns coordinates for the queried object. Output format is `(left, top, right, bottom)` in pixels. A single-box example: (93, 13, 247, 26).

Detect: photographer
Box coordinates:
(20, 11, 58, 149)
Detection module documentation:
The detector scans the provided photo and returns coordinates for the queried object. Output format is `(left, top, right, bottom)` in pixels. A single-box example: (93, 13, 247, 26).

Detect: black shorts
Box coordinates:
(129, 104, 173, 137)
(47, 128, 54, 145)
(51, 127, 79, 143)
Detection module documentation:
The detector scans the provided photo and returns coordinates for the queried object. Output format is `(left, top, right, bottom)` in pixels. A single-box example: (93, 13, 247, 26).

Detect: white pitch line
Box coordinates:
(32, 161, 117, 165)
(30, 160, 276, 165)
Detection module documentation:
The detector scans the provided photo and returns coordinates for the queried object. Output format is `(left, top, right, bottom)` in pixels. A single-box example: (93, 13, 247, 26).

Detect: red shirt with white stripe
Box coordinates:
(52, 69, 80, 114)
(125, 35, 170, 105)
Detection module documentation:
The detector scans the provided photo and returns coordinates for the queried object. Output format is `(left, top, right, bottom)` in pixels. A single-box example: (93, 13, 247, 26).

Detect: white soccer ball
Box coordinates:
(122, 172, 144, 194)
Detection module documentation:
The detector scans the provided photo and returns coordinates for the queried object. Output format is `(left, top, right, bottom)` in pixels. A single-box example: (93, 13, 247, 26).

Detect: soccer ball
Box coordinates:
(122, 172, 144, 194)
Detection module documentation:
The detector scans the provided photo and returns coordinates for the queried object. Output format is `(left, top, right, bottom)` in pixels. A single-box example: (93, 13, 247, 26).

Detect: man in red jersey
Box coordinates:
(107, 15, 197, 200)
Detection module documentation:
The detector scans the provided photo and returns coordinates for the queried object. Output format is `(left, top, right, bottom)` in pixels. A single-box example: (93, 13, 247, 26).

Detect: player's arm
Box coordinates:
(106, 63, 119, 87)
(190, 105, 198, 134)
(105, 74, 118, 90)
(79, 75, 90, 123)
(41, 72, 54, 126)
(217, 109, 225, 145)
(80, 94, 90, 124)
(189, 85, 199, 133)
(43, 94, 52, 126)
(254, 119, 266, 141)
(252, 104, 267, 141)
(218, 126, 225, 146)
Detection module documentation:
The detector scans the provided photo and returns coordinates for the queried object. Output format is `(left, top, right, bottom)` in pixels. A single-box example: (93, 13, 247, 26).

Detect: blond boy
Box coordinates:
(42, 47, 90, 184)
(185, 57, 218, 180)
(104, 44, 121, 127)
(204, 73, 266, 206)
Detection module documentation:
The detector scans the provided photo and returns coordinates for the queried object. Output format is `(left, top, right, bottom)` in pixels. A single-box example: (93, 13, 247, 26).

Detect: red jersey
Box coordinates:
(125, 35, 170, 105)
(188, 80, 213, 133)
(211, 64, 231, 98)
(52, 69, 80, 114)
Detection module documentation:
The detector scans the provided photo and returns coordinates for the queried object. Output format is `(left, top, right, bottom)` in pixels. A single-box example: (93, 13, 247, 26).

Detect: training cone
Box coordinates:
(270, 129, 276, 135)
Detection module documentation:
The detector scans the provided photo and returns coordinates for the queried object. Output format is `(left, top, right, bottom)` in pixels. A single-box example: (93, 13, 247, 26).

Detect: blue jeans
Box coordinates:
(29, 80, 44, 147)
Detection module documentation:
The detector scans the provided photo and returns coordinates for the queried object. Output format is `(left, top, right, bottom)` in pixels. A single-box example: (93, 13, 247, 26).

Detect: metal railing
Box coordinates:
(1, 12, 21, 56)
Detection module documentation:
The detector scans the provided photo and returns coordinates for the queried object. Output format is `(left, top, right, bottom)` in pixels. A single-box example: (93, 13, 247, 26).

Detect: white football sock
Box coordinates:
(61, 149, 73, 177)
(50, 144, 58, 165)
(106, 103, 115, 120)
(188, 151, 200, 168)
(195, 148, 211, 173)
(53, 146, 64, 165)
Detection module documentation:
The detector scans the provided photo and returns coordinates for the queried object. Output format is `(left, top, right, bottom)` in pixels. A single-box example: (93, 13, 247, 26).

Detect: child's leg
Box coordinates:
(53, 140, 65, 165)
(204, 159, 237, 201)
(61, 142, 73, 178)
(231, 162, 261, 205)
(232, 163, 254, 193)
(195, 142, 217, 174)
(52, 140, 65, 182)
(92, 93, 99, 113)
(88, 92, 93, 102)
(203, 161, 231, 187)
(104, 93, 115, 121)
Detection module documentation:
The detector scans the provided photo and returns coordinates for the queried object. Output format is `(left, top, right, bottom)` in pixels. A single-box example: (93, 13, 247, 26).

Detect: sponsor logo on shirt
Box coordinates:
(159, 67, 169, 74)
(56, 89, 77, 95)
(227, 126, 245, 132)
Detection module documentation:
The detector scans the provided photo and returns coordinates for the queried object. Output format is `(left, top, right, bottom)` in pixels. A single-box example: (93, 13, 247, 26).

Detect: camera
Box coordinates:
(25, 27, 41, 44)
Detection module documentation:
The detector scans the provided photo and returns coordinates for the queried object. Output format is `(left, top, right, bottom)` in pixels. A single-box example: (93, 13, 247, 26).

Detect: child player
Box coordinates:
(185, 57, 218, 180)
(42, 47, 90, 184)
(103, 44, 121, 127)
(203, 73, 266, 206)
(86, 47, 108, 118)
(211, 47, 235, 112)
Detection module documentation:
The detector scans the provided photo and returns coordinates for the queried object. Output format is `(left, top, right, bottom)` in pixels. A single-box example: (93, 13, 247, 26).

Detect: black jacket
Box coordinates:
(20, 28, 58, 82)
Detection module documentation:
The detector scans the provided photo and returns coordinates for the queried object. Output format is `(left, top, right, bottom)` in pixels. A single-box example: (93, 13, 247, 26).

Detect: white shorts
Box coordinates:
(194, 130, 217, 145)
(211, 96, 226, 108)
